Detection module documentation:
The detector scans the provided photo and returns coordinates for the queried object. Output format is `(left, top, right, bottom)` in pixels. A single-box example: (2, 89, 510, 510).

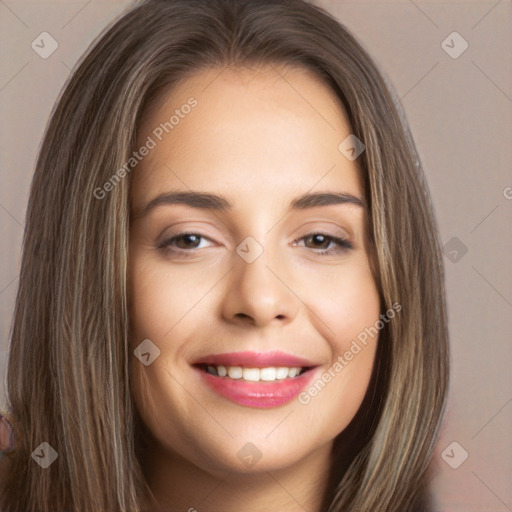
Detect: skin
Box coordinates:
(0, 417, 14, 487)
(128, 64, 381, 512)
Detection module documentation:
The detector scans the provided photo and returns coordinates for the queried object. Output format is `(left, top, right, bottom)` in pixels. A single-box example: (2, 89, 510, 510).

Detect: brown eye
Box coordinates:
(295, 233, 353, 255)
(157, 232, 212, 255)
(173, 233, 202, 249)
(304, 234, 331, 249)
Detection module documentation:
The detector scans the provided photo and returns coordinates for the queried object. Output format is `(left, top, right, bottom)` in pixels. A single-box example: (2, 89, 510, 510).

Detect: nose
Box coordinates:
(220, 242, 301, 328)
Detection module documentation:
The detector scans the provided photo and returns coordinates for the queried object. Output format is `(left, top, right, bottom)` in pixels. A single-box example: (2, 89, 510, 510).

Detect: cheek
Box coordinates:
(129, 267, 175, 340)
(297, 260, 380, 433)
(127, 253, 205, 447)
(308, 258, 381, 346)
(128, 250, 209, 344)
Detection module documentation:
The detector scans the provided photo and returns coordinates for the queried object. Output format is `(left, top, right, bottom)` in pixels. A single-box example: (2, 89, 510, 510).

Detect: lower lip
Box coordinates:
(195, 367, 318, 408)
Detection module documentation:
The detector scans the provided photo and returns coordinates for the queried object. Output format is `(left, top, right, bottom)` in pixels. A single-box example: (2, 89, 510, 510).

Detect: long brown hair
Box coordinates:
(1, 0, 449, 510)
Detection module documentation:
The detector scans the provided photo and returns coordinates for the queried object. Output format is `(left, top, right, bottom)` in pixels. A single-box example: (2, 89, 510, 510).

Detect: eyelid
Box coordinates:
(292, 220, 352, 240)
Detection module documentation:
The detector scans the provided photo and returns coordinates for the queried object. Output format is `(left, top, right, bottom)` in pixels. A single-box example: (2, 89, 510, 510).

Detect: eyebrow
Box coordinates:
(140, 190, 365, 216)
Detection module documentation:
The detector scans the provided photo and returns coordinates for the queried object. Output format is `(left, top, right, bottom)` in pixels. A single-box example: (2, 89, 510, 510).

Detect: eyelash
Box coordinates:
(157, 232, 353, 257)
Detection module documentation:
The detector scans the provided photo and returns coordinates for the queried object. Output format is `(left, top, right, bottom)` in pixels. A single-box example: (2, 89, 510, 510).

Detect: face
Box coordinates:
(128, 65, 381, 477)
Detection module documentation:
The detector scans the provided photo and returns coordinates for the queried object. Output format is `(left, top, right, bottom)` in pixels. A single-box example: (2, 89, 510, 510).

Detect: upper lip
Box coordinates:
(193, 351, 318, 368)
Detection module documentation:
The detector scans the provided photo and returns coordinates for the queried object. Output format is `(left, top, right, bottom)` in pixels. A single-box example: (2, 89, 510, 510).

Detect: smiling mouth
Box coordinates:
(196, 364, 312, 382)
(193, 352, 319, 408)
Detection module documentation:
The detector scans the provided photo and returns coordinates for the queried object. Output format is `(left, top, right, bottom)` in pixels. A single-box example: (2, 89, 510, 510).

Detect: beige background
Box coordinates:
(1, 1, 511, 510)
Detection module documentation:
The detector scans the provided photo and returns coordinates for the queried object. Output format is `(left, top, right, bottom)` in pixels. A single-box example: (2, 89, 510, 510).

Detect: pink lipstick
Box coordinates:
(193, 351, 319, 408)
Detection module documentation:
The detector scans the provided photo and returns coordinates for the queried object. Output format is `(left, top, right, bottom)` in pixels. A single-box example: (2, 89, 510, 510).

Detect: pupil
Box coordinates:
(313, 234, 327, 247)
(183, 234, 199, 247)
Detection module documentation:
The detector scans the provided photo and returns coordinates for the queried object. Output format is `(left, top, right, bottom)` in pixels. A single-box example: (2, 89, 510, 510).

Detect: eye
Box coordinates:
(157, 232, 213, 256)
(293, 233, 353, 255)
(157, 231, 353, 258)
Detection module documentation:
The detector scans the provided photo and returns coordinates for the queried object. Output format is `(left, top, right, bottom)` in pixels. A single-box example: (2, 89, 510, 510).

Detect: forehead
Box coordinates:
(131, 65, 363, 212)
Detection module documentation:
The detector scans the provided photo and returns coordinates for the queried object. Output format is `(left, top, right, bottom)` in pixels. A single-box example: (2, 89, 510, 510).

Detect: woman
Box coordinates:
(0, 0, 449, 510)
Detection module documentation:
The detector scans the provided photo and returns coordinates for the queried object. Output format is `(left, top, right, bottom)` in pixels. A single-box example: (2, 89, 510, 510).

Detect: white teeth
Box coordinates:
(227, 366, 243, 379)
(242, 368, 260, 382)
(206, 365, 304, 381)
(260, 367, 276, 381)
(276, 367, 289, 379)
